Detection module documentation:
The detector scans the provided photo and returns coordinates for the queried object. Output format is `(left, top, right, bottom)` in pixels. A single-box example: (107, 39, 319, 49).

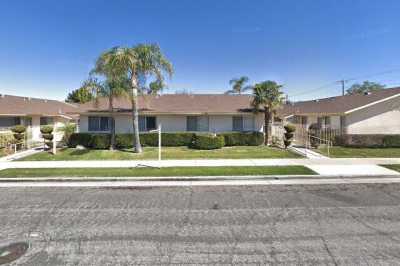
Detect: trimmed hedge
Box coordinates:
(383, 135, 400, 148)
(89, 134, 110, 149)
(333, 134, 400, 148)
(68, 132, 264, 149)
(219, 132, 264, 146)
(115, 132, 196, 148)
(68, 133, 92, 148)
(69, 132, 196, 149)
(191, 134, 225, 150)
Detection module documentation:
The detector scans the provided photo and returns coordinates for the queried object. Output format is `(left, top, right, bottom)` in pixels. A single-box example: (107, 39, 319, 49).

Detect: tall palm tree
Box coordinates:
(225, 76, 251, 95)
(251, 81, 284, 145)
(81, 77, 128, 150)
(94, 44, 173, 153)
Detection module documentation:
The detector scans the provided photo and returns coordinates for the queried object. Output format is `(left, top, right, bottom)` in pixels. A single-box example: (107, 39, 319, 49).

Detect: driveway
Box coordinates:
(1, 182, 400, 265)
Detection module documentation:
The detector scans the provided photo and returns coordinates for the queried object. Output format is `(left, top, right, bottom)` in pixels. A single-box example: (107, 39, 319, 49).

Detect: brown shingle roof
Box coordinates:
(78, 94, 255, 114)
(0, 94, 79, 118)
(279, 87, 400, 117)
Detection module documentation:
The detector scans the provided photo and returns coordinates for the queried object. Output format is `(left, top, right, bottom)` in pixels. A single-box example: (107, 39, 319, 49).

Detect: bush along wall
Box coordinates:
(11, 125, 26, 150)
(218, 132, 264, 146)
(191, 134, 225, 150)
(68, 131, 264, 150)
(283, 124, 296, 149)
(40, 125, 54, 150)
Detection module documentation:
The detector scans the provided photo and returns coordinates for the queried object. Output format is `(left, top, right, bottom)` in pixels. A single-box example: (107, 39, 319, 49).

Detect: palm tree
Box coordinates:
(94, 44, 173, 153)
(251, 81, 284, 145)
(225, 76, 251, 94)
(81, 77, 128, 150)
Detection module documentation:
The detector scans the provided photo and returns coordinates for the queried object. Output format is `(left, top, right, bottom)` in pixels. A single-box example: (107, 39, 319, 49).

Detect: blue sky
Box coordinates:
(0, 0, 399, 101)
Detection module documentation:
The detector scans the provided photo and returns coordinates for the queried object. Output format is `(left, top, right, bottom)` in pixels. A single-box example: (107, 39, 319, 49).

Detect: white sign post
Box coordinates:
(158, 124, 162, 162)
(149, 124, 162, 167)
(52, 124, 57, 155)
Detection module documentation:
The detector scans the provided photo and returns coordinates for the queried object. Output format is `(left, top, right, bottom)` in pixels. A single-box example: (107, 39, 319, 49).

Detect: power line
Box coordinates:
(289, 68, 400, 100)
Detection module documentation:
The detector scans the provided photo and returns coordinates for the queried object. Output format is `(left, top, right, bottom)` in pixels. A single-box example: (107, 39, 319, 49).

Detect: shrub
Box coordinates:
(219, 132, 264, 146)
(68, 133, 93, 148)
(40, 125, 54, 134)
(383, 135, 400, 148)
(0, 133, 13, 148)
(40, 126, 54, 149)
(11, 125, 26, 134)
(162, 132, 195, 146)
(11, 125, 26, 147)
(61, 123, 76, 145)
(89, 134, 110, 149)
(115, 132, 196, 148)
(115, 134, 132, 148)
(283, 124, 296, 148)
(191, 134, 225, 150)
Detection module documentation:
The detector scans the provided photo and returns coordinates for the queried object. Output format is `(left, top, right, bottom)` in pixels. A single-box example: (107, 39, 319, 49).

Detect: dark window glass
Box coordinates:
(88, 116, 109, 131)
(40, 117, 53, 126)
(146, 117, 156, 130)
(0, 117, 20, 127)
(139, 116, 146, 131)
(88, 117, 100, 131)
(100, 117, 109, 131)
(187, 116, 198, 131)
(232, 116, 243, 131)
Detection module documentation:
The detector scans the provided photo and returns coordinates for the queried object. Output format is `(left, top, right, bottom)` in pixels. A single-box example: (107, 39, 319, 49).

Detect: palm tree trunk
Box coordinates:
(264, 107, 271, 145)
(109, 96, 115, 151)
(131, 76, 143, 153)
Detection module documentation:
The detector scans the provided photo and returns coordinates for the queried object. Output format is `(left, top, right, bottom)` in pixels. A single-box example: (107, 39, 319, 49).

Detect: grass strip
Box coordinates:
(19, 146, 301, 161)
(380, 164, 400, 173)
(0, 166, 316, 178)
(318, 147, 400, 158)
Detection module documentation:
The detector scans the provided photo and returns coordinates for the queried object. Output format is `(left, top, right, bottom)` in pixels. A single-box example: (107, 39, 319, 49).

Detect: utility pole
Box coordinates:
(338, 79, 348, 96)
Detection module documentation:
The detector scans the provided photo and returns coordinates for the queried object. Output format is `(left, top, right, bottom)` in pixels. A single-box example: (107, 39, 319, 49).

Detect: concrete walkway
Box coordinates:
(290, 146, 329, 159)
(1, 158, 400, 176)
(0, 147, 43, 162)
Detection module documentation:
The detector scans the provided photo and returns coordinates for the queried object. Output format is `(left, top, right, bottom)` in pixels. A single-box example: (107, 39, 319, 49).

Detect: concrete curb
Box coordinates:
(0, 174, 399, 182)
(1, 176, 400, 187)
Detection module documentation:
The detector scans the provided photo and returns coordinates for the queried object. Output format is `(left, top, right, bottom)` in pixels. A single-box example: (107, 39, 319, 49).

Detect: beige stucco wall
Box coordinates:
(346, 96, 400, 134)
(79, 114, 264, 133)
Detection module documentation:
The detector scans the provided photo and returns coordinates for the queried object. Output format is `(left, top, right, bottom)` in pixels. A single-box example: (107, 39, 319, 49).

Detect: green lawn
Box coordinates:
(19, 146, 301, 161)
(380, 165, 400, 173)
(0, 166, 315, 178)
(318, 146, 400, 158)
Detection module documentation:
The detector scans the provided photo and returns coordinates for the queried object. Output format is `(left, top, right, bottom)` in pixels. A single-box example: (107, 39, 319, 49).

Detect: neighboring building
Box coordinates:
(280, 87, 400, 135)
(0, 94, 79, 141)
(77, 94, 264, 134)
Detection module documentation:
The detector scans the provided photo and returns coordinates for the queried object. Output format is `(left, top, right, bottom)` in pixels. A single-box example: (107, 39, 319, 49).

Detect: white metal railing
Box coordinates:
(306, 134, 332, 157)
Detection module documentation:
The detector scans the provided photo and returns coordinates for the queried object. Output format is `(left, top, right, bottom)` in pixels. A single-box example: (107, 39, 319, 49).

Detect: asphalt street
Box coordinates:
(1, 182, 400, 265)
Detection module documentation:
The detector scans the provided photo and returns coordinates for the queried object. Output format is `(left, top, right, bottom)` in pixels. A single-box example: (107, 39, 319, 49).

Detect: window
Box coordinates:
(186, 116, 209, 132)
(40, 117, 54, 126)
(187, 116, 197, 131)
(138, 116, 157, 131)
(324, 116, 331, 126)
(146, 117, 156, 130)
(232, 116, 243, 131)
(88, 116, 110, 131)
(0, 117, 20, 128)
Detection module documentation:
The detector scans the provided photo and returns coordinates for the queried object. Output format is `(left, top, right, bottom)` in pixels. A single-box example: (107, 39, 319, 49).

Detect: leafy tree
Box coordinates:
(81, 77, 129, 150)
(225, 76, 252, 95)
(251, 81, 285, 145)
(346, 81, 385, 95)
(93, 44, 173, 153)
(66, 86, 94, 103)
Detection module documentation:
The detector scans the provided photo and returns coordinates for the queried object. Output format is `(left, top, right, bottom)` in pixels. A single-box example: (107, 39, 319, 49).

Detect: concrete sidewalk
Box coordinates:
(1, 158, 400, 176)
